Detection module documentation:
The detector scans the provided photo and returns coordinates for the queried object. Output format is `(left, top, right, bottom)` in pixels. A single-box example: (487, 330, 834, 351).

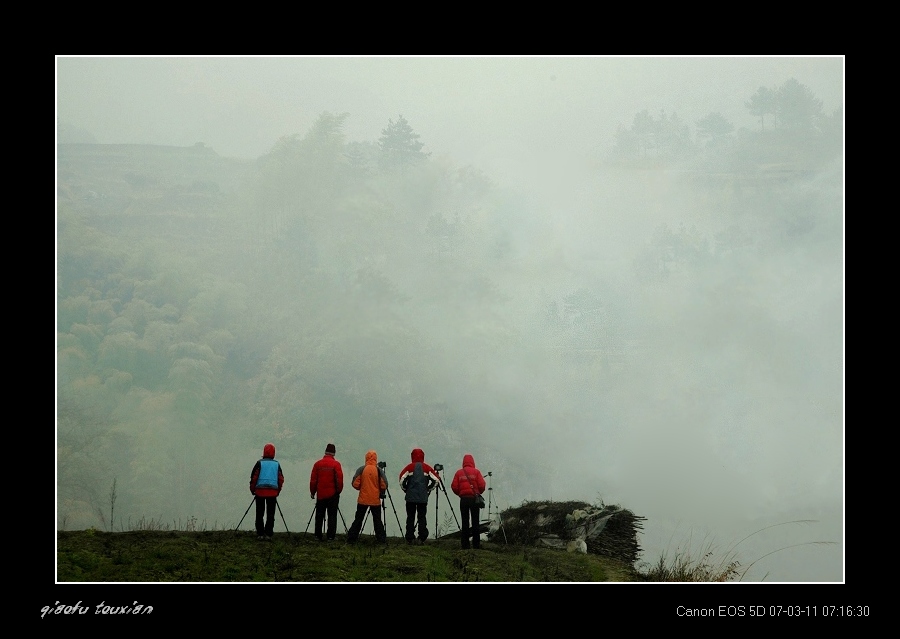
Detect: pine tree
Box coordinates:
(378, 115, 430, 173)
(776, 78, 824, 131)
(746, 86, 777, 131)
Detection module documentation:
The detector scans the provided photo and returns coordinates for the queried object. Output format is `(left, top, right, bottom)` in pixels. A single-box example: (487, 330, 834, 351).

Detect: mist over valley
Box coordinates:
(56, 56, 844, 583)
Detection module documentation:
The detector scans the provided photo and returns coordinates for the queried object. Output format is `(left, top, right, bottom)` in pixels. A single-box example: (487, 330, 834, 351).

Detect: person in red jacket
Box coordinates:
(346, 450, 388, 544)
(309, 442, 344, 541)
(450, 453, 486, 549)
(249, 442, 284, 541)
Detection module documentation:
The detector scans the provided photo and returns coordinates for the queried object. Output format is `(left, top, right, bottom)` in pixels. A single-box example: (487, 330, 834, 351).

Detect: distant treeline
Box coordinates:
(608, 78, 842, 167)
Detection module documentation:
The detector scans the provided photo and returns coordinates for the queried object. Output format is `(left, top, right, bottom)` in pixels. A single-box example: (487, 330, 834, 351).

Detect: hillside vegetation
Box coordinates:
(57, 529, 641, 582)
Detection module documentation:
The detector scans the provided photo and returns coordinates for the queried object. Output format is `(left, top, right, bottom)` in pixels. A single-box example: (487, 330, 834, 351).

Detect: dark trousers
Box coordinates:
(315, 495, 340, 540)
(347, 503, 385, 542)
(255, 496, 277, 537)
(405, 501, 428, 541)
(459, 497, 480, 549)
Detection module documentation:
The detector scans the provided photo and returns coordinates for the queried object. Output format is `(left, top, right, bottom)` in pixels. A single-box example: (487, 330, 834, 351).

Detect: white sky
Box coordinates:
(56, 56, 843, 181)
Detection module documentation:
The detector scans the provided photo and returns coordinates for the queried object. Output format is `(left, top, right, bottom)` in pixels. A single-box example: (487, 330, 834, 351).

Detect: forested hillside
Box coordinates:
(58, 113, 548, 531)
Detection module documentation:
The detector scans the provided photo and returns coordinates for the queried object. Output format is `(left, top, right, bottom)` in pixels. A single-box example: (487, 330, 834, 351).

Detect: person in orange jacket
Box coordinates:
(450, 453, 486, 549)
(309, 442, 344, 541)
(249, 442, 284, 541)
(346, 450, 388, 544)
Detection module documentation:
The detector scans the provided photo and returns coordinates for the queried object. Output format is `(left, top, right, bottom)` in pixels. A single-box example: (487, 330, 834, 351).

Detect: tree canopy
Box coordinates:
(378, 115, 431, 172)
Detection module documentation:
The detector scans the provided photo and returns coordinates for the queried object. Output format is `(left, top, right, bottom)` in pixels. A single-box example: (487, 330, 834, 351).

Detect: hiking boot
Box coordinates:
(257, 535, 266, 541)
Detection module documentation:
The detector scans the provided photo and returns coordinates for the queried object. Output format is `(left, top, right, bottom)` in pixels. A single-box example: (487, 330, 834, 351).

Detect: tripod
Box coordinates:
(361, 464, 403, 541)
(305, 498, 349, 536)
(236, 497, 254, 530)
(485, 471, 508, 544)
(276, 500, 290, 537)
(360, 492, 401, 541)
(383, 487, 403, 538)
(236, 496, 291, 537)
(433, 471, 460, 536)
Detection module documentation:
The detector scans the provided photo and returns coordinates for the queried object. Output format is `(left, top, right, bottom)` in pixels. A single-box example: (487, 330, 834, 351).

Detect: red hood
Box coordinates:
(411, 448, 425, 463)
(462, 453, 475, 468)
(263, 443, 276, 458)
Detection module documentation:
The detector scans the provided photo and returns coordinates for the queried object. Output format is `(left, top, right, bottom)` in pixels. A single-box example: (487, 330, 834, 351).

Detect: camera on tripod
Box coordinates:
(377, 461, 387, 499)
(434, 463, 444, 472)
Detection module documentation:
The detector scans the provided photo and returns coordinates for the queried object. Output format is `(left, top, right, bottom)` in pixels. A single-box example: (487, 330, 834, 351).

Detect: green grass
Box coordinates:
(57, 518, 832, 582)
(56, 529, 642, 582)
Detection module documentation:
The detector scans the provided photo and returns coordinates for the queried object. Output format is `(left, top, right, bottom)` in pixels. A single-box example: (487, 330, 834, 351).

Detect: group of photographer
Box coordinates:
(250, 442, 486, 549)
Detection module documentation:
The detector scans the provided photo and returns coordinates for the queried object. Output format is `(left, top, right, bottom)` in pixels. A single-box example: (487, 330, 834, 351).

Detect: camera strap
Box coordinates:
(463, 469, 481, 499)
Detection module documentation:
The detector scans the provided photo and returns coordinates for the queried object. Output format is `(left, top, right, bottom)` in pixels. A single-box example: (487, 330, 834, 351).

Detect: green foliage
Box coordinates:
(378, 114, 431, 173)
(744, 78, 825, 135)
(632, 222, 712, 283)
(612, 109, 694, 162)
(610, 77, 837, 169)
(695, 112, 735, 145)
(746, 86, 777, 131)
(56, 529, 642, 582)
(777, 78, 824, 131)
(57, 393, 118, 529)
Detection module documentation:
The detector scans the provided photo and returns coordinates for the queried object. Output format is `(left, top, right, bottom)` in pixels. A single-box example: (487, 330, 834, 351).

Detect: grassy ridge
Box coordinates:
(56, 529, 641, 583)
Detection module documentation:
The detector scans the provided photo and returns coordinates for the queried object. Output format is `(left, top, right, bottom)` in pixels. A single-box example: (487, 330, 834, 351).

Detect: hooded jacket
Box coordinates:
(250, 443, 284, 498)
(398, 448, 439, 503)
(351, 450, 388, 506)
(310, 450, 344, 500)
(450, 454, 485, 499)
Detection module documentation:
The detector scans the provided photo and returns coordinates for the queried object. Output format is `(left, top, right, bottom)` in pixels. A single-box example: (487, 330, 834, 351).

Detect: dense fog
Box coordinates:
(56, 56, 844, 582)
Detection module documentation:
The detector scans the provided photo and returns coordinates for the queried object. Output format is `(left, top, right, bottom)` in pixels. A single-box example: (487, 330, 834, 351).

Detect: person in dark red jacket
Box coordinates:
(398, 448, 439, 545)
(309, 442, 344, 541)
(249, 443, 284, 541)
(450, 453, 486, 549)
